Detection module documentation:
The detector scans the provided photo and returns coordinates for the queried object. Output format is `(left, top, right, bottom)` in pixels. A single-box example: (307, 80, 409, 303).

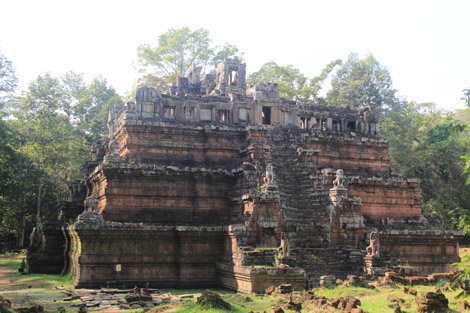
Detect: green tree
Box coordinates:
(247, 59, 341, 102)
(137, 27, 241, 91)
(4, 72, 123, 244)
(381, 101, 470, 229)
(72, 75, 122, 142)
(247, 61, 308, 101)
(326, 52, 397, 109)
(0, 46, 18, 115)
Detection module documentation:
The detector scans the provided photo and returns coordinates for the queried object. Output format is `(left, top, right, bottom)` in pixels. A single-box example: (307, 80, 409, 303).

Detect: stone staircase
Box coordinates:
(268, 127, 332, 248)
(283, 247, 365, 287)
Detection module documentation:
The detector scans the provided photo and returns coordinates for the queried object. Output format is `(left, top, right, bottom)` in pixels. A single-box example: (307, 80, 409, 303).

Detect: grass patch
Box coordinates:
(146, 290, 289, 313)
(315, 285, 380, 298)
(0, 253, 72, 289)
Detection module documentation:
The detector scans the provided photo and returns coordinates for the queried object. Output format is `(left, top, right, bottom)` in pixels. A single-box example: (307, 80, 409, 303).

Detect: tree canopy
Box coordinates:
(1, 65, 122, 248)
(326, 52, 397, 109)
(247, 59, 341, 103)
(137, 27, 242, 92)
(380, 101, 470, 229)
(0, 47, 17, 116)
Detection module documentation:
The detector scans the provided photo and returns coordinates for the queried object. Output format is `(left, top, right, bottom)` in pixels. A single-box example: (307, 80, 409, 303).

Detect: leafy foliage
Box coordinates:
(137, 27, 242, 92)
(381, 101, 470, 228)
(0, 46, 17, 115)
(327, 52, 397, 109)
(247, 59, 341, 102)
(247, 61, 308, 101)
(1, 68, 122, 247)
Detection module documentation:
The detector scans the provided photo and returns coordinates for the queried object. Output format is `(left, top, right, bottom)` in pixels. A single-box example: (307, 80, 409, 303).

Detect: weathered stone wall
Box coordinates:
(216, 263, 306, 293)
(349, 178, 422, 223)
(86, 164, 237, 224)
(116, 122, 246, 167)
(379, 230, 463, 274)
(67, 224, 227, 288)
(303, 136, 390, 176)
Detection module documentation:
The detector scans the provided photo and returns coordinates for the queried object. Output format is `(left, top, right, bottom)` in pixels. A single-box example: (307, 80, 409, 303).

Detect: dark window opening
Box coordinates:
(347, 121, 356, 132)
(301, 117, 310, 129)
(184, 107, 195, 121)
(163, 106, 175, 118)
(342, 223, 347, 230)
(332, 120, 342, 132)
(262, 106, 271, 125)
(218, 110, 230, 123)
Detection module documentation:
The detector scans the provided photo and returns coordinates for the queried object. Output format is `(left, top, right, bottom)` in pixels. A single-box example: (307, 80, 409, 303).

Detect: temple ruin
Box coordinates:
(29, 57, 463, 292)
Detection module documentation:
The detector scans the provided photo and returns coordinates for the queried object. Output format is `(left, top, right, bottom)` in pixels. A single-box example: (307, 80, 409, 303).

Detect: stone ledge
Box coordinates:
(68, 223, 229, 232)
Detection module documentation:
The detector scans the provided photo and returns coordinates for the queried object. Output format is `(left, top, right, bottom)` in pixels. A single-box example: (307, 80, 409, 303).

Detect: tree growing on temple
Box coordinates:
(137, 27, 242, 92)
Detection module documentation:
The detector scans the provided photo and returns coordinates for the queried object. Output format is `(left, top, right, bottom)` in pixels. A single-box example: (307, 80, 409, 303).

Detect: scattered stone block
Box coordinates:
(457, 300, 470, 311)
(265, 285, 275, 295)
(304, 290, 315, 300)
(278, 284, 292, 294)
(270, 306, 284, 313)
(416, 291, 448, 312)
(393, 306, 402, 313)
(388, 301, 399, 307)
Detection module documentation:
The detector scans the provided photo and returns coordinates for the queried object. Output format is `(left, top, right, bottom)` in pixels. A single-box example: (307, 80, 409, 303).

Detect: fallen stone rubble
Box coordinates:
(62, 288, 193, 310)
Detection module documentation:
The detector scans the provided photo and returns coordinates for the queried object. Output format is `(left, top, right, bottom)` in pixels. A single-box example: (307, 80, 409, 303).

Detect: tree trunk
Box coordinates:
(16, 212, 26, 248)
(36, 146, 44, 234)
(36, 181, 42, 233)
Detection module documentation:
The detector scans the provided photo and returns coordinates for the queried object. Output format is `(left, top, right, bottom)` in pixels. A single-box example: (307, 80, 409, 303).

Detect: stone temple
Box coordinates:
(29, 57, 462, 293)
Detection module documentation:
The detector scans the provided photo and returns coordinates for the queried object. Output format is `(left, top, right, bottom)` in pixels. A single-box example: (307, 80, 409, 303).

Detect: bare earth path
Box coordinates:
(0, 254, 72, 311)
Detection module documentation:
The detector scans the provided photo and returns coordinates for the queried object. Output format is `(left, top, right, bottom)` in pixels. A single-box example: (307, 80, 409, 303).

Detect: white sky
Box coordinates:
(1, 0, 469, 110)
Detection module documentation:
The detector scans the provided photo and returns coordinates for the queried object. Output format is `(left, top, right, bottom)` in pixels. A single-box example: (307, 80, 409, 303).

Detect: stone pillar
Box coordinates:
(326, 118, 333, 132)
(364, 254, 385, 275)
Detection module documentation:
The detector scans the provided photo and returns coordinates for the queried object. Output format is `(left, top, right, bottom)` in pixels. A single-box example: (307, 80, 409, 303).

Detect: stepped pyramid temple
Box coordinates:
(29, 58, 463, 292)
